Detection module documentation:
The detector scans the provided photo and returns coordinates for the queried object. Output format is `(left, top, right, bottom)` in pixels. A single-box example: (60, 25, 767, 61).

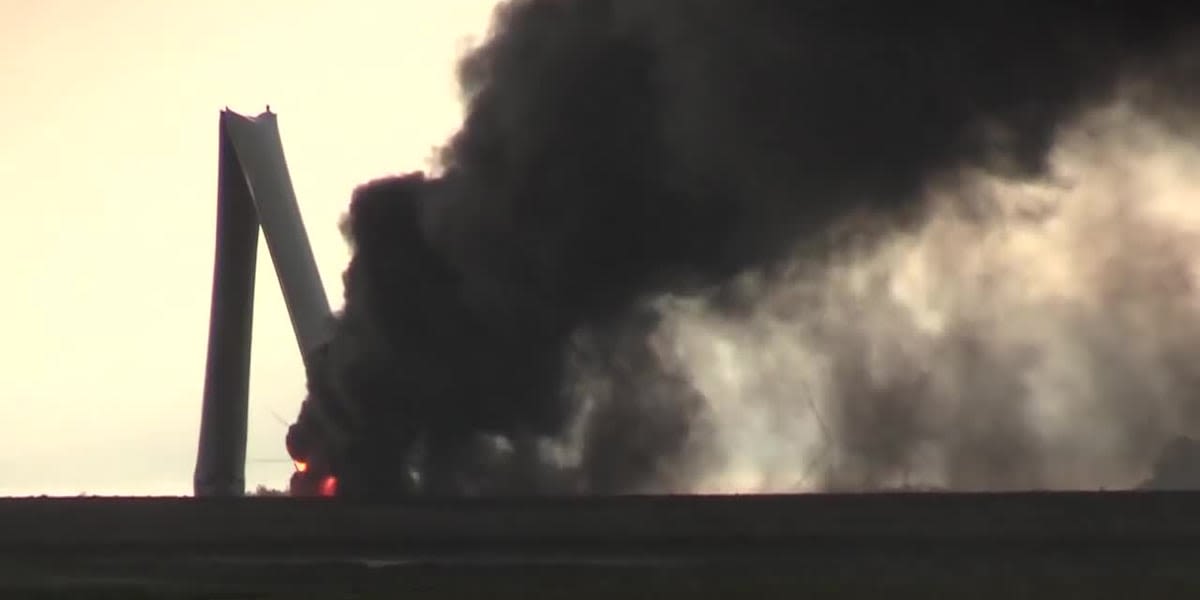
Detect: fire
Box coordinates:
(288, 459, 337, 497)
(319, 475, 338, 497)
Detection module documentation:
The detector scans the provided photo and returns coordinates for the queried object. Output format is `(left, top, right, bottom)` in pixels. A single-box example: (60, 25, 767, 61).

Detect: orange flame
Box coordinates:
(294, 460, 308, 473)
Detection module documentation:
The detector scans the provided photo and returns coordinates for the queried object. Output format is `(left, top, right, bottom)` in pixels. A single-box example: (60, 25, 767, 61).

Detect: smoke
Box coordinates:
(288, 0, 1200, 496)
(663, 105, 1200, 492)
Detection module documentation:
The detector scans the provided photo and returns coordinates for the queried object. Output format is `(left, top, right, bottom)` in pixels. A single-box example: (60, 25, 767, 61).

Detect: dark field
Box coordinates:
(4, 492, 1200, 598)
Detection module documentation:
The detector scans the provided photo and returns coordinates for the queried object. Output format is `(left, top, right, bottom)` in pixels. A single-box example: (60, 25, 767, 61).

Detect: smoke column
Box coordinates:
(288, 0, 1200, 496)
(663, 105, 1200, 492)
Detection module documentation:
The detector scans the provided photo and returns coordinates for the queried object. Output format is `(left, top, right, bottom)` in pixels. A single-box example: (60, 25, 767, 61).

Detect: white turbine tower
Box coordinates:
(194, 109, 333, 497)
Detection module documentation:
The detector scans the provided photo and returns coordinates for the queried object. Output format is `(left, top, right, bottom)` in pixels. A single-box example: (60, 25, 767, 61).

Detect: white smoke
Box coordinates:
(651, 101, 1200, 492)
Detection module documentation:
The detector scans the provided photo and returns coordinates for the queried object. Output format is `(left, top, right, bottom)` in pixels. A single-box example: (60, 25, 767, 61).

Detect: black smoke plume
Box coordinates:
(287, 0, 1200, 497)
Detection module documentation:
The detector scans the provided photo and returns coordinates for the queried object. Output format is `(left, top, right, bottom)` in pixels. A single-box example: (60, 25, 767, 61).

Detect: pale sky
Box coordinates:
(0, 0, 499, 496)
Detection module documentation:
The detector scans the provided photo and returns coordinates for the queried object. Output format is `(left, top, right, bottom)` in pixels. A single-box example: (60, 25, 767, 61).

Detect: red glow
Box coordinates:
(294, 460, 308, 473)
(319, 476, 338, 497)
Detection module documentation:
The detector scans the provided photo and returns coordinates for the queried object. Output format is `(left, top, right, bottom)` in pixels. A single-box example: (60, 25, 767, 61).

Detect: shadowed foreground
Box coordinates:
(4, 493, 1200, 598)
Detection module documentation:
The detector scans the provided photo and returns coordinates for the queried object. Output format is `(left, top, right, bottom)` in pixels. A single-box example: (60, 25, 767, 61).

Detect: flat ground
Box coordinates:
(4, 492, 1200, 598)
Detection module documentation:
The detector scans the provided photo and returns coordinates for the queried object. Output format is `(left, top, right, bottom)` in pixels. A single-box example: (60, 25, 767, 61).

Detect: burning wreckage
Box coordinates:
(204, 1, 1200, 500)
